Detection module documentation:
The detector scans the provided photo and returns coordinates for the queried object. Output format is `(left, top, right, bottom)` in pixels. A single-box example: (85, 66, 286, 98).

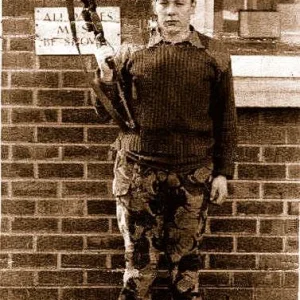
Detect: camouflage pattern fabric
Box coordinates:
(114, 151, 212, 300)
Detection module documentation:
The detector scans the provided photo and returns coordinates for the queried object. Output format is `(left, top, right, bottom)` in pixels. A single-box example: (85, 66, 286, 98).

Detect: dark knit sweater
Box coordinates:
(96, 31, 237, 178)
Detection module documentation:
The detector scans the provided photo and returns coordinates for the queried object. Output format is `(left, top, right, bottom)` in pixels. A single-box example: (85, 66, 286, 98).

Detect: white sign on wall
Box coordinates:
(35, 7, 121, 55)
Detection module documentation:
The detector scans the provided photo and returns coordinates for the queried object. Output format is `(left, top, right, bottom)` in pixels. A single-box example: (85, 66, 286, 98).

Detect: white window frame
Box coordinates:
(195, 0, 300, 107)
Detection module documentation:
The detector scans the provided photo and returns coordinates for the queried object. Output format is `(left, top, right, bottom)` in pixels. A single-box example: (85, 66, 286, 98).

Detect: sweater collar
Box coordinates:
(148, 25, 205, 49)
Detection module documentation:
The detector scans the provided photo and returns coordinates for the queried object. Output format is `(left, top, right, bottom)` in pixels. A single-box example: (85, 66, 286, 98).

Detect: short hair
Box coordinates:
(153, 0, 196, 4)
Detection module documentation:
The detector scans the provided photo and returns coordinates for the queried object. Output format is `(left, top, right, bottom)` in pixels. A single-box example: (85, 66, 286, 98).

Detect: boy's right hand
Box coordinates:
(94, 45, 115, 82)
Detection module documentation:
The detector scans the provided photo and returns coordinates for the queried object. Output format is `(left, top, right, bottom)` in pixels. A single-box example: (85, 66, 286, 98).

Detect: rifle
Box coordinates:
(66, 0, 136, 130)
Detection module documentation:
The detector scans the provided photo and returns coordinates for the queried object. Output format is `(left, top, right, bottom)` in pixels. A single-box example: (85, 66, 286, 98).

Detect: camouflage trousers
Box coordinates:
(113, 151, 212, 300)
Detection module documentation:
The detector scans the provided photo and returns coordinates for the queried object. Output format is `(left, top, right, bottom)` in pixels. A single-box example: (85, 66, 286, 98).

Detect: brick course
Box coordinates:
(12, 253, 57, 268)
(0, 271, 35, 286)
(37, 236, 84, 252)
(37, 90, 86, 107)
(0, 289, 59, 300)
(12, 145, 59, 161)
(37, 199, 85, 216)
(11, 72, 59, 88)
(10, 37, 35, 51)
(2, 52, 36, 69)
(61, 254, 106, 269)
(2, 89, 33, 105)
(1, 200, 36, 215)
(11, 108, 58, 124)
(0, 236, 34, 251)
(1, 1, 299, 300)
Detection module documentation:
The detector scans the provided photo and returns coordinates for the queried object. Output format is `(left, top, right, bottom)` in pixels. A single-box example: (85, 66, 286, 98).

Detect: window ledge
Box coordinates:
(232, 55, 300, 107)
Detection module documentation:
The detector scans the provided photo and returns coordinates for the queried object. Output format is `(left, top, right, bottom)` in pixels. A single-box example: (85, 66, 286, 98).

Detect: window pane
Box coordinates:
(214, 0, 300, 52)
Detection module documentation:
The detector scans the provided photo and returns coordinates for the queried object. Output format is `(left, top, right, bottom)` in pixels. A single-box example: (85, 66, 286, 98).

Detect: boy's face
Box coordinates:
(153, 0, 196, 35)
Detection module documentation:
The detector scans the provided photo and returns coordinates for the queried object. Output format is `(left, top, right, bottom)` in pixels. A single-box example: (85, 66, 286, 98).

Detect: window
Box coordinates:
(152, 0, 300, 106)
(213, 0, 300, 54)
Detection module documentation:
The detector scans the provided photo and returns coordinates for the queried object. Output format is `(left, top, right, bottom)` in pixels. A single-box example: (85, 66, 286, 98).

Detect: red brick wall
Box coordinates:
(1, 1, 299, 300)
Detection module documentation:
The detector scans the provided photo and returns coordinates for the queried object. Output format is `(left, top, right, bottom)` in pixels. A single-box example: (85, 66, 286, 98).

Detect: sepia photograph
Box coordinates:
(1, 0, 300, 299)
